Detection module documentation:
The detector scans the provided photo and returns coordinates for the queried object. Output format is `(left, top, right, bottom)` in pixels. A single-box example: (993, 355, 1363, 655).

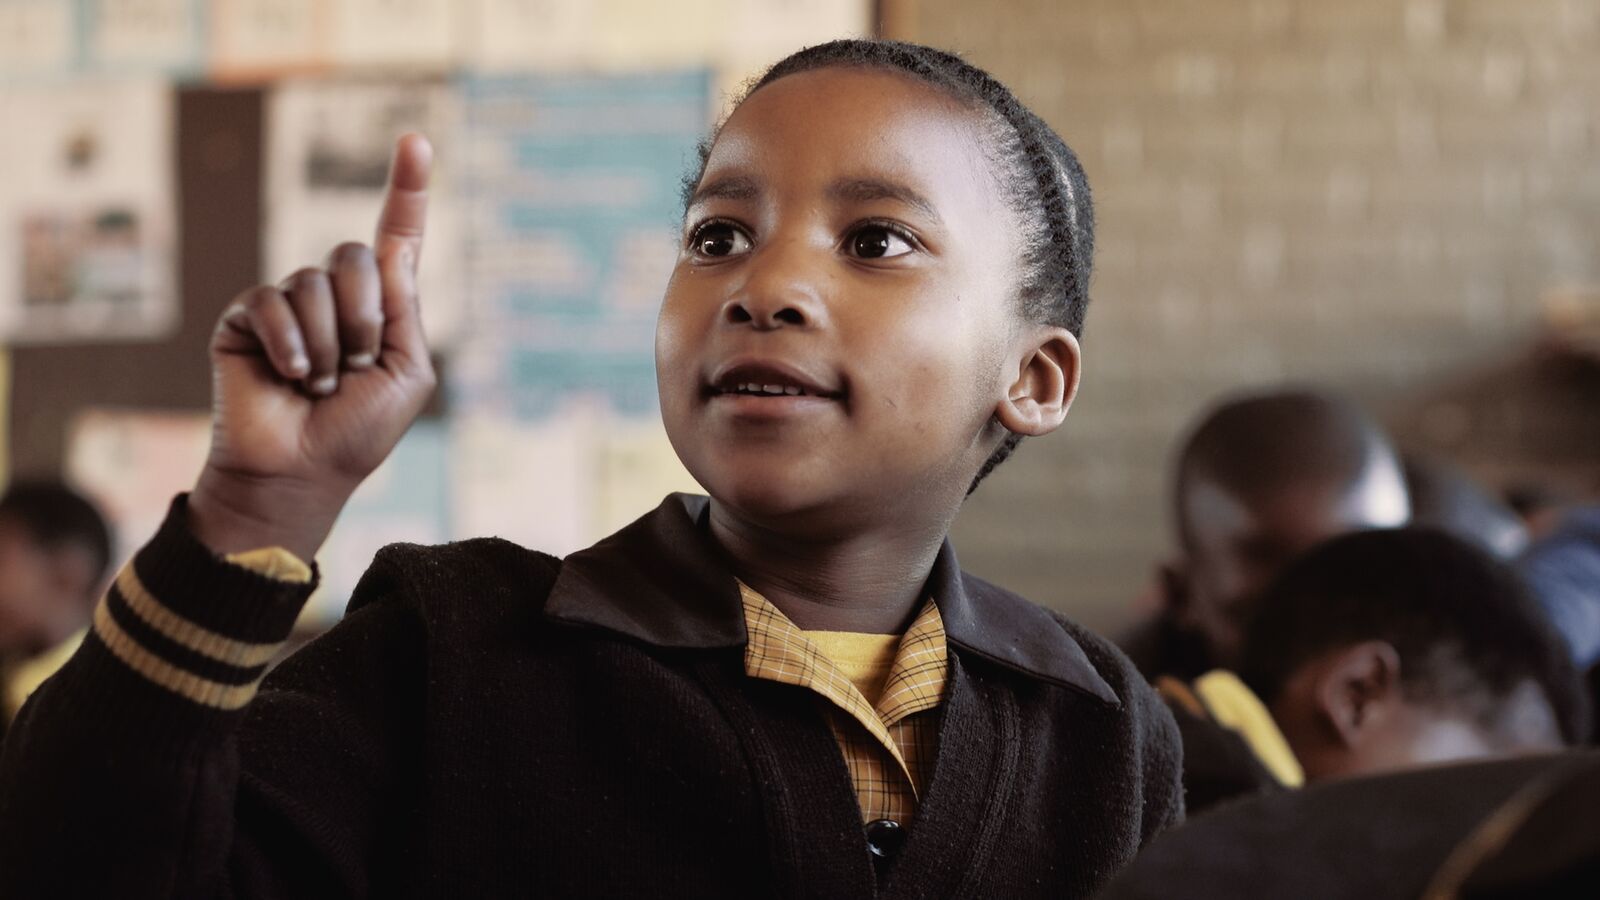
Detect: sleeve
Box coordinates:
(1133, 669, 1187, 843)
(0, 495, 427, 899)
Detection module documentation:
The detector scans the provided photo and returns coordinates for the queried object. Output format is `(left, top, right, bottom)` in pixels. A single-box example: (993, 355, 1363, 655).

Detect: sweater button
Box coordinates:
(864, 818, 905, 859)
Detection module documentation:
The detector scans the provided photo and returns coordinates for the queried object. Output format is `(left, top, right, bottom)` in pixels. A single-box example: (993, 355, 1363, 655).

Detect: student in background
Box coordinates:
(1518, 505, 1600, 744)
(0, 481, 112, 738)
(1122, 389, 1411, 681)
(0, 40, 1182, 899)
(1098, 750, 1600, 900)
(1162, 527, 1587, 814)
(1402, 454, 1527, 559)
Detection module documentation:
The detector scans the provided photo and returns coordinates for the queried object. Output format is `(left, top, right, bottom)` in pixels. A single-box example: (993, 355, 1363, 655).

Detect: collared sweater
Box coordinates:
(0, 494, 1183, 899)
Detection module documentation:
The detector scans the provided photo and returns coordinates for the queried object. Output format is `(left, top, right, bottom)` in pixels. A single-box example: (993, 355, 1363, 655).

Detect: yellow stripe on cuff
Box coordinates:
(91, 601, 262, 710)
(116, 566, 283, 669)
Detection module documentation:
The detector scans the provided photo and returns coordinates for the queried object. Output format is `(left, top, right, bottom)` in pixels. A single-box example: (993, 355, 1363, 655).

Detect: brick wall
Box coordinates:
(890, 0, 1600, 634)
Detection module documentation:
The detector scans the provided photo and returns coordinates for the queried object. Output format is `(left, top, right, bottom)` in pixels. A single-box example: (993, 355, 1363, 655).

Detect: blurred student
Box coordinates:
(0, 481, 112, 738)
(1121, 389, 1410, 681)
(1163, 527, 1588, 814)
(1097, 750, 1600, 900)
(1402, 454, 1527, 559)
(1518, 506, 1600, 672)
(1518, 505, 1600, 743)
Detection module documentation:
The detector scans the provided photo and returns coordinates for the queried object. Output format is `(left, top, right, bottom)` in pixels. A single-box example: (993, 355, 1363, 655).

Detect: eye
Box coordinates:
(845, 223, 916, 260)
(689, 221, 752, 259)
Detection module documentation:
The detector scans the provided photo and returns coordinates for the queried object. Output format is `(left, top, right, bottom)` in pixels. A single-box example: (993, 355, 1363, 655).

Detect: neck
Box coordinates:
(708, 499, 954, 633)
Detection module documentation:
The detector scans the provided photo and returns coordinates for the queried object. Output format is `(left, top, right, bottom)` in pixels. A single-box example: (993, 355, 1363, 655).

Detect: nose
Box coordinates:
(721, 238, 827, 330)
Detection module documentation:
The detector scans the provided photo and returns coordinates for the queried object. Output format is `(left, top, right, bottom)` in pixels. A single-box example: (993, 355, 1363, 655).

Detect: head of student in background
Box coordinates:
(1402, 453, 1528, 559)
(1241, 528, 1588, 782)
(0, 481, 113, 658)
(1167, 389, 1410, 670)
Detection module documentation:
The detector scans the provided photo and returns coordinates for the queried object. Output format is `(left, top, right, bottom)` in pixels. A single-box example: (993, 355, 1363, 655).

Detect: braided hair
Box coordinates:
(683, 40, 1095, 487)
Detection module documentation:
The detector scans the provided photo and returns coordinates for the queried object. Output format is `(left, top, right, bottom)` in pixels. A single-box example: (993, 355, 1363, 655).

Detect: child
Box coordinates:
(1122, 389, 1411, 680)
(1163, 527, 1588, 814)
(0, 41, 1182, 898)
(0, 481, 112, 737)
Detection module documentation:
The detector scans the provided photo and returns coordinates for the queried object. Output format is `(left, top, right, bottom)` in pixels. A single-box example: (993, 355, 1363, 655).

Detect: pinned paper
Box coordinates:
(81, 0, 204, 75)
(0, 79, 178, 343)
(265, 76, 464, 344)
(209, 0, 332, 81)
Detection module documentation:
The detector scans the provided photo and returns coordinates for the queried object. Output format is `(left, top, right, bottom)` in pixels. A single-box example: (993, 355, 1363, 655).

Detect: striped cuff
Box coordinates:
(88, 495, 317, 711)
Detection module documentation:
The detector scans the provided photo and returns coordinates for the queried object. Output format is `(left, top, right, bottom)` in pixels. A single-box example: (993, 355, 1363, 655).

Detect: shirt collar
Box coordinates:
(544, 493, 1119, 706)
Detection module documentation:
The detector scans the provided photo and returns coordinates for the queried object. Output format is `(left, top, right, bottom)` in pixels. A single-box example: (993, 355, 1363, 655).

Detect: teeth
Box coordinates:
(726, 381, 810, 396)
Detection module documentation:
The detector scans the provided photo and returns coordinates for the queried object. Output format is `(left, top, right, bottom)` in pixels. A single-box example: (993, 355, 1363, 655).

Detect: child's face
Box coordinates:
(657, 68, 1050, 530)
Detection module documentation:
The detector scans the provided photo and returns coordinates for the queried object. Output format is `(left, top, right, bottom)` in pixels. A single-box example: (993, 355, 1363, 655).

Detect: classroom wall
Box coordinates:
(895, 0, 1600, 632)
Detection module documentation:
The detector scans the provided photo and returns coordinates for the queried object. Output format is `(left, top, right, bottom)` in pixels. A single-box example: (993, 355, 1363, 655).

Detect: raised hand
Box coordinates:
(189, 134, 438, 561)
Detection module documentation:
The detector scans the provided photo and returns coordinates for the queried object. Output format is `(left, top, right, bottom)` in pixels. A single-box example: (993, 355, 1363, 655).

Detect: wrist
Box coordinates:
(188, 467, 351, 562)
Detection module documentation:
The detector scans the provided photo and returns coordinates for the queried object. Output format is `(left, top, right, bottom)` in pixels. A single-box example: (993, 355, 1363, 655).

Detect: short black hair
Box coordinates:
(0, 480, 114, 599)
(1239, 527, 1591, 745)
(1173, 389, 1402, 546)
(684, 39, 1095, 485)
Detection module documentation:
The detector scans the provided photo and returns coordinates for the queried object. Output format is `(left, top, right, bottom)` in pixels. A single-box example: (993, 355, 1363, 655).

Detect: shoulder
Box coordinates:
(345, 537, 564, 624)
(955, 572, 1185, 832)
(955, 571, 1168, 718)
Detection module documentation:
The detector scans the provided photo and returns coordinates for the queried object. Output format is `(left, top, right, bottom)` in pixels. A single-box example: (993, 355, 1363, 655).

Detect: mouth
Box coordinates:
(704, 359, 845, 404)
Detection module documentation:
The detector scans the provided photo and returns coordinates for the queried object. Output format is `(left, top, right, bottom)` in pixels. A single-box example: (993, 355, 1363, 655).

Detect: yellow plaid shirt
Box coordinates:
(739, 583, 948, 824)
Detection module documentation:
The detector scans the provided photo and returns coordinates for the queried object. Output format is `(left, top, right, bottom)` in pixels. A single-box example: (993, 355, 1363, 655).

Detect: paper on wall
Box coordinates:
(330, 0, 460, 70)
(64, 409, 211, 571)
(305, 419, 450, 624)
(81, 0, 204, 75)
(209, 0, 332, 81)
(0, 79, 178, 343)
(448, 407, 594, 558)
(594, 414, 701, 538)
(714, 0, 872, 112)
(265, 76, 465, 345)
(454, 69, 709, 420)
(0, 0, 76, 78)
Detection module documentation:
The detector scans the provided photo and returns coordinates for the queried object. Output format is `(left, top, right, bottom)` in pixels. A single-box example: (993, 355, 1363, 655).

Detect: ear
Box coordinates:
(993, 328, 1081, 438)
(1311, 640, 1404, 748)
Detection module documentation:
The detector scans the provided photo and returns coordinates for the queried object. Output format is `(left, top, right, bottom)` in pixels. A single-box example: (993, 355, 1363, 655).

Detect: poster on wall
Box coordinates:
(466, 0, 869, 77)
(80, 0, 204, 75)
(0, 0, 76, 78)
(331, 0, 460, 70)
(64, 409, 211, 571)
(454, 69, 709, 419)
(307, 419, 450, 623)
(209, 0, 332, 81)
(448, 69, 709, 540)
(0, 79, 178, 343)
(265, 77, 465, 345)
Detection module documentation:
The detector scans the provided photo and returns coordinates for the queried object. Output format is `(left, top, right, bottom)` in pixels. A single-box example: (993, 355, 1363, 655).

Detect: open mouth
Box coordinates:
(706, 360, 844, 402)
(724, 382, 816, 397)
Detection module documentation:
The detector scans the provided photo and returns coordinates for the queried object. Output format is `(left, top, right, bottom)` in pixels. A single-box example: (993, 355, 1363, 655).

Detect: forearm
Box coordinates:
(0, 496, 314, 897)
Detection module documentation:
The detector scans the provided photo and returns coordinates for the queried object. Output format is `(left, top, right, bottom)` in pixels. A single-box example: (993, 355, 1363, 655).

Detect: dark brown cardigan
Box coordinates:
(0, 494, 1182, 898)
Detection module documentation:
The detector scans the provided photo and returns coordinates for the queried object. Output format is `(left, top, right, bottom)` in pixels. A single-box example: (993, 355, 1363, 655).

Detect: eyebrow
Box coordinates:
(826, 178, 942, 224)
(689, 174, 943, 224)
(688, 175, 760, 208)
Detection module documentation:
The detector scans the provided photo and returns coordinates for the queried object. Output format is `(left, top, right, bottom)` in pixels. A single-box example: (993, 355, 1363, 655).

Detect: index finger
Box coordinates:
(374, 133, 433, 278)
